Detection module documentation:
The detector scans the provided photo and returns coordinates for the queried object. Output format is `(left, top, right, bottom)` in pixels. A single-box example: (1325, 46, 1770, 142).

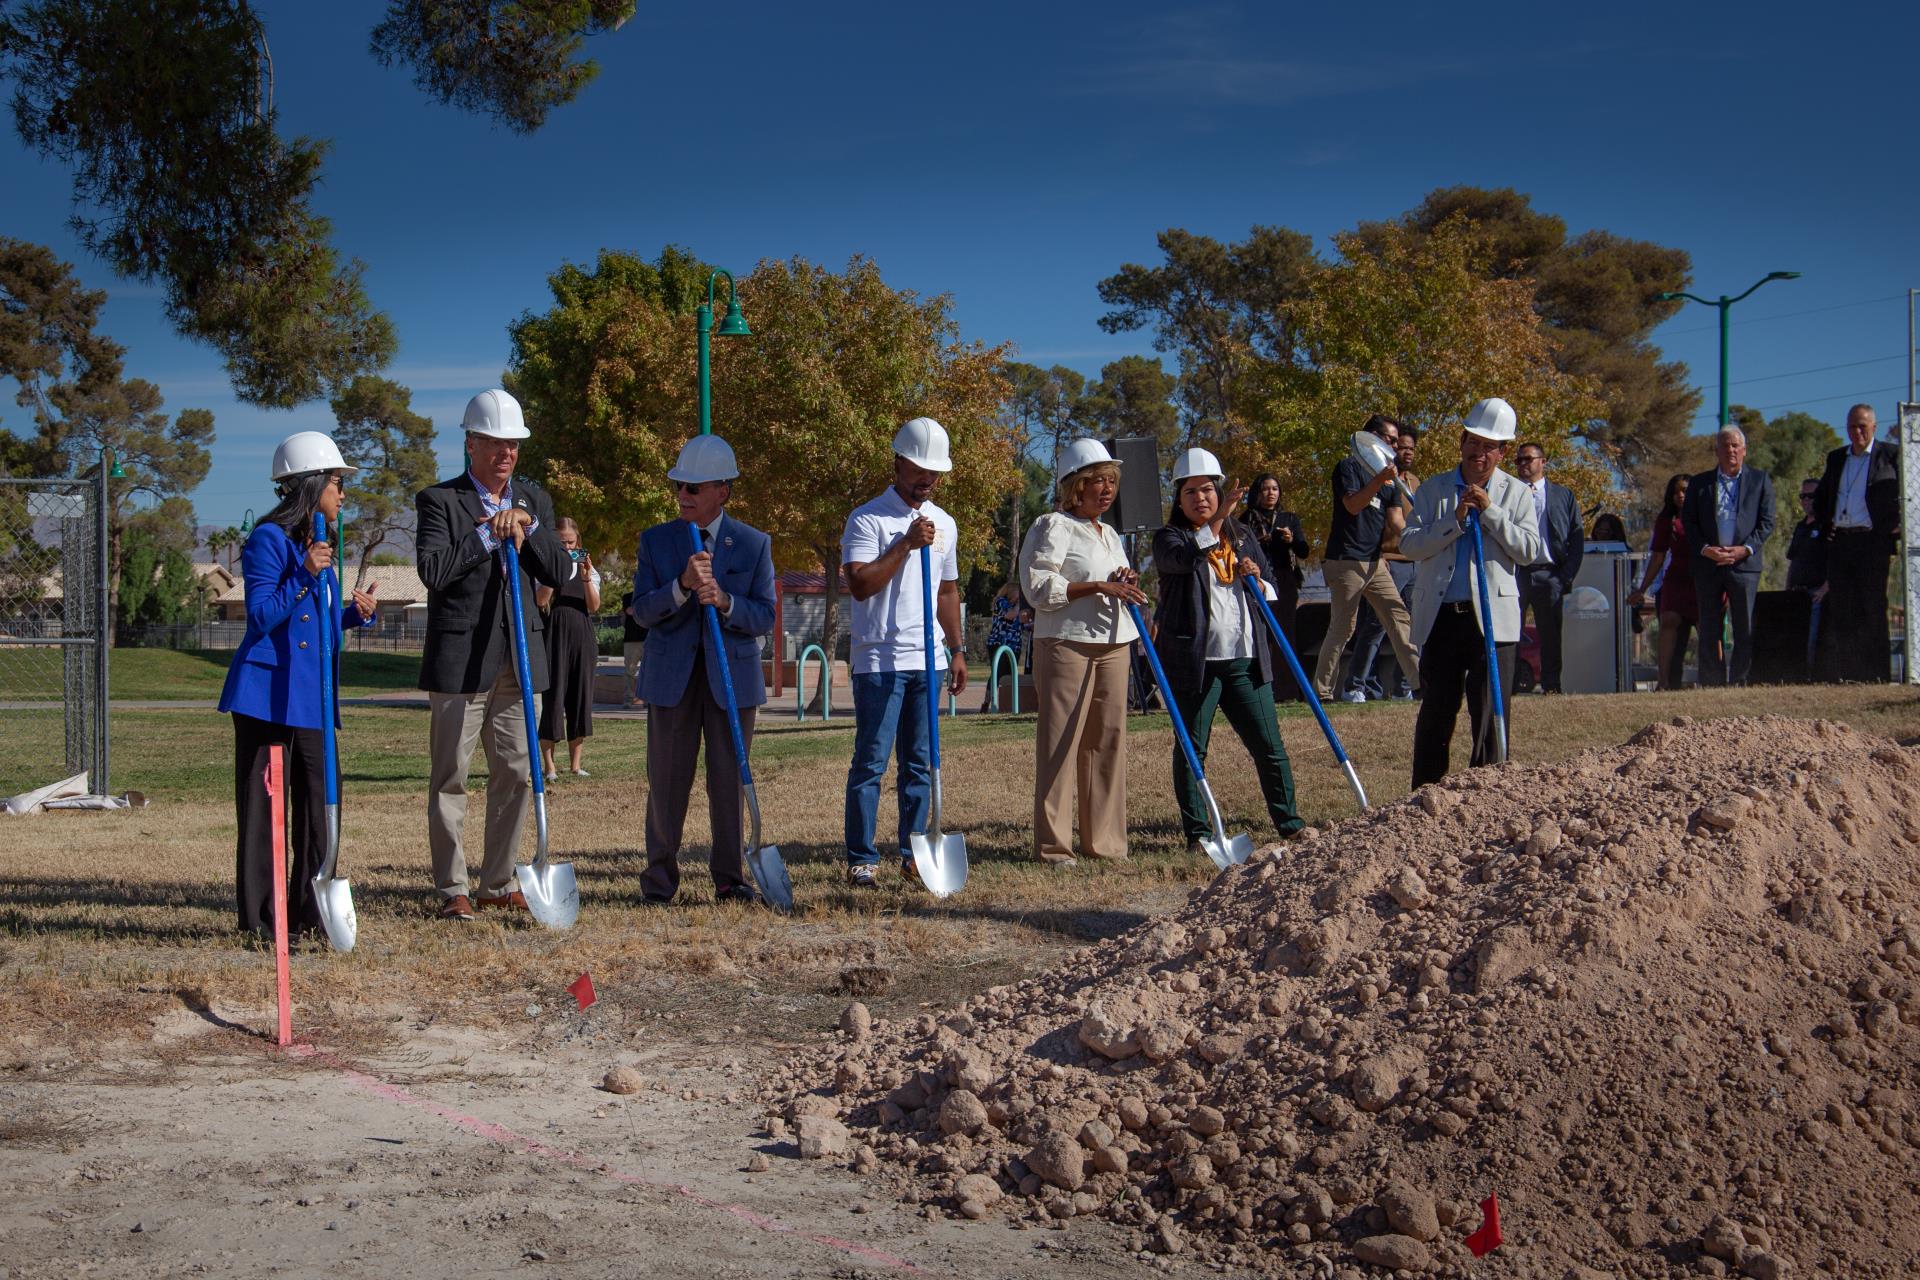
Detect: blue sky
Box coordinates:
(4, 1, 1916, 530)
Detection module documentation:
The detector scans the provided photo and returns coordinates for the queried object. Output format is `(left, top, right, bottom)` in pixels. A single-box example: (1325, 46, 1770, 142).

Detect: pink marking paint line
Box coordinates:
(284, 1043, 922, 1273)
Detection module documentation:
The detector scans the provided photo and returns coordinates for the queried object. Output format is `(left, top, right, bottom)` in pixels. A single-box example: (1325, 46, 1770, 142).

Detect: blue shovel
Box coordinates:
(503, 539, 579, 929)
(1124, 600, 1252, 871)
(906, 544, 967, 897)
(1466, 509, 1509, 765)
(308, 513, 356, 952)
(1239, 575, 1370, 811)
(689, 523, 792, 911)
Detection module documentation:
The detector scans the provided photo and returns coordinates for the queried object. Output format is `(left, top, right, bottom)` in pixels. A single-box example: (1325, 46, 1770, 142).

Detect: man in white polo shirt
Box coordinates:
(840, 417, 968, 888)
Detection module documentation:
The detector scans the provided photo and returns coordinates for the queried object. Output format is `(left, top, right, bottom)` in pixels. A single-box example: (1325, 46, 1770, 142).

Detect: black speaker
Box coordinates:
(1106, 436, 1163, 534)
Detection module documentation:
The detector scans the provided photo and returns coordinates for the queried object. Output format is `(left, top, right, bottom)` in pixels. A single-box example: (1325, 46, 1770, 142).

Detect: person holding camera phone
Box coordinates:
(535, 516, 601, 777)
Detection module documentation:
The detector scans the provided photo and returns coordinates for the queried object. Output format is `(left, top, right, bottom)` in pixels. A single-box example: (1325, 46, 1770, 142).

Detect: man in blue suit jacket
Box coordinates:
(1682, 425, 1776, 686)
(631, 435, 777, 904)
(1513, 441, 1585, 693)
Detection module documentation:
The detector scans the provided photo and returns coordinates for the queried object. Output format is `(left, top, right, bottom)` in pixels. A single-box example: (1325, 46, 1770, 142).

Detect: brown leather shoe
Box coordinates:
(438, 894, 474, 921)
(475, 890, 529, 912)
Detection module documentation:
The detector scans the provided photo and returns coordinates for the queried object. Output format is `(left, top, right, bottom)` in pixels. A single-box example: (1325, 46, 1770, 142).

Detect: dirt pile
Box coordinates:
(767, 717, 1920, 1277)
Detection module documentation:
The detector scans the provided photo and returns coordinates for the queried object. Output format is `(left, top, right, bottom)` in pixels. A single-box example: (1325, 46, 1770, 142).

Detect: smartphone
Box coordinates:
(568, 549, 584, 562)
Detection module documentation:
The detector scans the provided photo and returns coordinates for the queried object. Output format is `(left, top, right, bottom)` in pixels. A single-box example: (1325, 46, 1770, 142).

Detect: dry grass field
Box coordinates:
(6, 682, 1918, 1056)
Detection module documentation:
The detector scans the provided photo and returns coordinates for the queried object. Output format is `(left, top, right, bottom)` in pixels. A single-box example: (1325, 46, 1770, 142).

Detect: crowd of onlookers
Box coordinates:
(988, 401, 1901, 703)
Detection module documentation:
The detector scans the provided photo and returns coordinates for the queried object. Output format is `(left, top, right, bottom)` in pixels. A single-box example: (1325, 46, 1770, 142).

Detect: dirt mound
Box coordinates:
(767, 717, 1920, 1277)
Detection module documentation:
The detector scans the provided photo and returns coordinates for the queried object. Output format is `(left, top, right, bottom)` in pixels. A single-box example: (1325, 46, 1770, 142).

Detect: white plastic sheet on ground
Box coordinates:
(1, 772, 146, 815)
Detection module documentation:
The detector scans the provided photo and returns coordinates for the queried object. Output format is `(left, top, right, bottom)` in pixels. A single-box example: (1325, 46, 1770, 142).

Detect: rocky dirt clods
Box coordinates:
(765, 717, 1920, 1276)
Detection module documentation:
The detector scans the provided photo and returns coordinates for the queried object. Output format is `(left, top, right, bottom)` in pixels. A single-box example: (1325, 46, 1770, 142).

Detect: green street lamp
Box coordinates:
(239, 508, 254, 536)
(102, 446, 126, 479)
(697, 268, 752, 437)
(1656, 271, 1801, 427)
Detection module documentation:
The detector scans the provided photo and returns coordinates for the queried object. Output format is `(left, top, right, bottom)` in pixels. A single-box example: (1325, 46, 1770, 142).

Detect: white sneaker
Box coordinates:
(1340, 690, 1367, 704)
(847, 864, 878, 888)
(572, 768, 591, 777)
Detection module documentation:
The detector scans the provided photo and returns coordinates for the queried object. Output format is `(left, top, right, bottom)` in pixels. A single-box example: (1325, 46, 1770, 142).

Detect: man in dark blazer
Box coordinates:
(1812, 403, 1901, 683)
(1513, 441, 1584, 693)
(415, 389, 571, 920)
(1681, 425, 1776, 686)
(631, 434, 777, 905)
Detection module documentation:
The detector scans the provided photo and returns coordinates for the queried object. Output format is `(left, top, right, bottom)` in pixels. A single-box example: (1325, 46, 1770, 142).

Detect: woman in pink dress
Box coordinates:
(1629, 473, 1713, 690)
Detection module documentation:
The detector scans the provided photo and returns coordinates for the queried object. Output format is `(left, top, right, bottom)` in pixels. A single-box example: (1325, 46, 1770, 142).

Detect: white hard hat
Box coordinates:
(667, 434, 739, 485)
(892, 416, 953, 472)
(1170, 447, 1224, 484)
(270, 431, 357, 482)
(1463, 397, 1517, 444)
(462, 388, 530, 440)
(1054, 438, 1117, 484)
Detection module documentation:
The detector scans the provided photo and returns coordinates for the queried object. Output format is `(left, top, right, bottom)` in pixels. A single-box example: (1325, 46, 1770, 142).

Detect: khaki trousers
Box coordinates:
(1313, 557, 1422, 699)
(1033, 638, 1130, 862)
(428, 666, 538, 900)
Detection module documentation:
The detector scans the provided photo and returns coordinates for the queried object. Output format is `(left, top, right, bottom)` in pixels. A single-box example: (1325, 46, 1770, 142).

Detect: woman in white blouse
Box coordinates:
(1017, 440, 1147, 864)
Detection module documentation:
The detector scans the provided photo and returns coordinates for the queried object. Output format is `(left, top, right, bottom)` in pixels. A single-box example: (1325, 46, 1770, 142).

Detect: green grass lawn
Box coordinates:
(97, 648, 428, 700)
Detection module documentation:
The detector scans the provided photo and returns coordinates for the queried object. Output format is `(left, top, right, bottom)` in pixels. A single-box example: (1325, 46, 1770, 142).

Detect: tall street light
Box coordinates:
(1656, 271, 1801, 427)
(697, 269, 751, 436)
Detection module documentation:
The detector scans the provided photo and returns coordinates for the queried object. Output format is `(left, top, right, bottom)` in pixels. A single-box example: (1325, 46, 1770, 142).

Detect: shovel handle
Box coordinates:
(1466, 510, 1508, 762)
(1239, 575, 1353, 767)
(693, 523, 756, 790)
(502, 540, 546, 799)
(920, 544, 941, 773)
(1125, 601, 1211, 790)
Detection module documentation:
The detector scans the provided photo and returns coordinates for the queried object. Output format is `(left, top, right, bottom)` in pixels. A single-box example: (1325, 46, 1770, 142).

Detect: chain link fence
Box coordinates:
(0, 472, 108, 797)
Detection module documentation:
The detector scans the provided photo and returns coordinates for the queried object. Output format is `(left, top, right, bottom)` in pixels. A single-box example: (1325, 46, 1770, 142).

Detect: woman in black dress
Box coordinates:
(536, 517, 602, 776)
(1241, 473, 1309, 699)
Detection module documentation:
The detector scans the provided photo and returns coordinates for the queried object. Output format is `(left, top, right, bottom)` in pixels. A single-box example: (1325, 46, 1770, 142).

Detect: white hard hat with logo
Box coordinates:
(1054, 438, 1117, 484)
(892, 417, 953, 472)
(270, 431, 357, 482)
(668, 434, 740, 485)
(462, 388, 530, 440)
(1463, 397, 1517, 444)
(1170, 447, 1224, 483)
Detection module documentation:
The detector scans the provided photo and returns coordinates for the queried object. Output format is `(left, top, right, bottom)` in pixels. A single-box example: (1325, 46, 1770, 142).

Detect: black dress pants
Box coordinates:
(1519, 569, 1567, 691)
(1412, 604, 1515, 789)
(233, 713, 326, 938)
(1692, 563, 1757, 686)
(1821, 530, 1891, 683)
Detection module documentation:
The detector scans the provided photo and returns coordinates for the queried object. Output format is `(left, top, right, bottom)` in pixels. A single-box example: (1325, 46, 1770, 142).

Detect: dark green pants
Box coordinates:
(1171, 658, 1303, 844)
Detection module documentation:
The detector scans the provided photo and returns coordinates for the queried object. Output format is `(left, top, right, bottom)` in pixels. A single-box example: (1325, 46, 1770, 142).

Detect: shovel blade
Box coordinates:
(909, 831, 968, 899)
(1201, 833, 1255, 872)
(310, 875, 357, 952)
(517, 860, 579, 930)
(748, 843, 793, 913)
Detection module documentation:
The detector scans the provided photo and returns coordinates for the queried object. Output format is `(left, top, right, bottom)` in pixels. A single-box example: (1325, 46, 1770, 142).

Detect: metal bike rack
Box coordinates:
(795, 643, 830, 721)
(986, 644, 1019, 714)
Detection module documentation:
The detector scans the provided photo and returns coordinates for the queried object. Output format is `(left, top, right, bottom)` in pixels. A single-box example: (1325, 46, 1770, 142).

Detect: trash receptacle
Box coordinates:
(1560, 541, 1637, 693)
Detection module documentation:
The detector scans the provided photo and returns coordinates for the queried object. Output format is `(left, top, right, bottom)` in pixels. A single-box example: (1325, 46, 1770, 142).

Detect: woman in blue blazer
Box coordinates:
(217, 432, 378, 940)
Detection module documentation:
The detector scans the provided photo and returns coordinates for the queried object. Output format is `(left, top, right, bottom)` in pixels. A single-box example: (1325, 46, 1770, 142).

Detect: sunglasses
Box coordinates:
(675, 480, 717, 495)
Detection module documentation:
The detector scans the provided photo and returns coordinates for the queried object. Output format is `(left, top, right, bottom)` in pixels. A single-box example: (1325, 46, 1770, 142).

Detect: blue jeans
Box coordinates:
(844, 670, 932, 867)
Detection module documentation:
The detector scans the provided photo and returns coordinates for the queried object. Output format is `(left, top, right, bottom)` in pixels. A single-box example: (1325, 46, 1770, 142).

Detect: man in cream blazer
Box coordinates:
(1399, 397, 1545, 788)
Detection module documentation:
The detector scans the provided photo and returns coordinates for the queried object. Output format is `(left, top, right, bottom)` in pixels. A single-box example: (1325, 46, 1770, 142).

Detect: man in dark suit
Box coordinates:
(415, 389, 571, 920)
(1681, 425, 1776, 686)
(1513, 441, 1584, 693)
(1812, 403, 1901, 683)
(631, 434, 777, 905)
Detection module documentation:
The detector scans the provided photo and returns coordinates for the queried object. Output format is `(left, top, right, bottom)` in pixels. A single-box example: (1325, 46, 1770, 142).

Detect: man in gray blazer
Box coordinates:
(415, 389, 572, 920)
(1400, 397, 1546, 788)
(630, 435, 778, 905)
(1681, 425, 1775, 687)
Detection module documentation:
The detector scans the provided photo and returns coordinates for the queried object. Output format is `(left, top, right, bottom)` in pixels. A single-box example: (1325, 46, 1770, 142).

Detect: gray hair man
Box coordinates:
(1680, 425, 1776, 686)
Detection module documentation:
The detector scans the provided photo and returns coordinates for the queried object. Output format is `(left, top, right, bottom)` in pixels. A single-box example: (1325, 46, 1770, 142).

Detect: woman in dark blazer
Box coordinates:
(217, 432, 377, 940)
(1240, 472, 1309, 699)
(1151, 449, 1304, 856)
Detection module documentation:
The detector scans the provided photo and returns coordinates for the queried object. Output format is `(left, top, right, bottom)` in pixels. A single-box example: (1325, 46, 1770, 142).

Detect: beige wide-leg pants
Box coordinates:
(1033, 638, 1131, 863)
(428, 666, 539, 900)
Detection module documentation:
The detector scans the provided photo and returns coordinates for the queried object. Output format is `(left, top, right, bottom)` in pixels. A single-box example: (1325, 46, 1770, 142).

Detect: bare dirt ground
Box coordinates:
(5, 686, 1919, 1278)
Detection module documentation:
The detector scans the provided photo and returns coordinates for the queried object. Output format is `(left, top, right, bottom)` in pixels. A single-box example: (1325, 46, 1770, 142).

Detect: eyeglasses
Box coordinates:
(1800, 491, 1817, 501)
(675, 480, 712, 495)
(327, 474, 346, 490)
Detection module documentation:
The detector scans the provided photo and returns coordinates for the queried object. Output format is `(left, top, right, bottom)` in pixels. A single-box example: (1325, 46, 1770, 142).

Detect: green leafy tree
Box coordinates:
(1734, 405, 1840, 590)
(1249, 218, 1609, 547)
(116, 523, 204, 628)
(329, 374, 436, 589)
(1353, 187, 1700, 505)
(1, 1, 630, 407)
(370, 0, 636, 133)
(1082, 354, 1180, 473)
(509, 251, 1020, 682)
(1095, 226, 1317, 445)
